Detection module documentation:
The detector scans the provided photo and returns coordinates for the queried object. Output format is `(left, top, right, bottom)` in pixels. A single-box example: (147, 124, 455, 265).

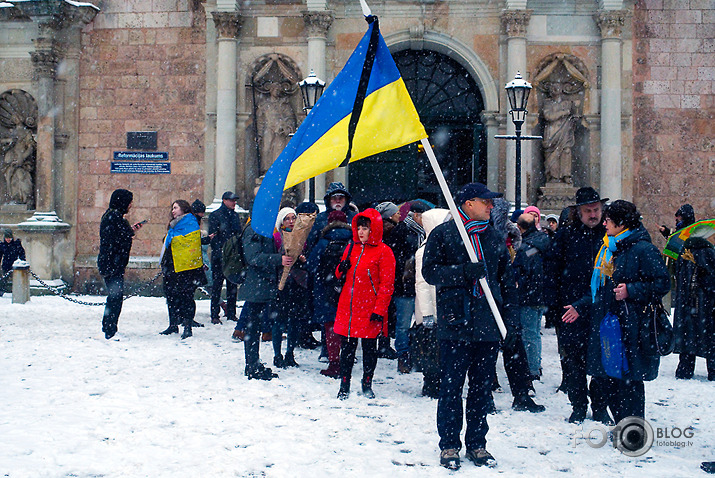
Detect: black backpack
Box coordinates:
(221, 230, 246, 284)
(318, 238, 353, 306)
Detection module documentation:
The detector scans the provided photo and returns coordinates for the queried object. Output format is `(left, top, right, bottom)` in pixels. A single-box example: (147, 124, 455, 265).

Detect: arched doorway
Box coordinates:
(349, 49, 486, 209)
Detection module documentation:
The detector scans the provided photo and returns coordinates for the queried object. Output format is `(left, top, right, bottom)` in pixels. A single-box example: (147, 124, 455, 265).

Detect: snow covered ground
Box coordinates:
(0, 294, 712, 477)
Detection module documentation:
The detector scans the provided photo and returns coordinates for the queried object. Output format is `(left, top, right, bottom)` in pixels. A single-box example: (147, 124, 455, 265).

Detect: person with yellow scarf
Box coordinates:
(586, 200, 669, 424)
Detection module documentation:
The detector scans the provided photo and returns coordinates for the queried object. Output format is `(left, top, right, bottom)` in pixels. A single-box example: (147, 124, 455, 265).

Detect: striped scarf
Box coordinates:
(457, 206, 489, 297)
(404, 213, 426, 245)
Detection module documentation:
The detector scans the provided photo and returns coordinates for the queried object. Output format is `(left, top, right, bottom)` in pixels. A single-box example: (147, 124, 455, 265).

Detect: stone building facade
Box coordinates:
(0, 0, 712, 289)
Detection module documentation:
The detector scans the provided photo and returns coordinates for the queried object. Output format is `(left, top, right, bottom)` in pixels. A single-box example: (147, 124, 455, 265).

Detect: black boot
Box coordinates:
(377, 337, 397, 360)
(361, 375, 375, 399)
(512, 395, 545, 413)
(568, 407, 587, 424)
(283, 352, 299, 367)
(191, 320, 204, 328)
(160, 325, 179, 335)
(181, 321, 192, 339)
(337, 376, 350, 400)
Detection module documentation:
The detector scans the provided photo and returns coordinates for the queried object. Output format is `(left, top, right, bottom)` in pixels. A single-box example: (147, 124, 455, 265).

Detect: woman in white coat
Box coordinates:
(414, 208, 450, 398)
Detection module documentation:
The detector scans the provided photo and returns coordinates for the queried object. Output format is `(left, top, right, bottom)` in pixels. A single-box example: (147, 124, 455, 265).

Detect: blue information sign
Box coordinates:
(111, 161, 171, 174)
(113, 151, 169, 160)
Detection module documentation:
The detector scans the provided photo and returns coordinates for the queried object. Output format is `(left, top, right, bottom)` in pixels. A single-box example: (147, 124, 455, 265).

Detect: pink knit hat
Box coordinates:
(523, 206, 542, 230)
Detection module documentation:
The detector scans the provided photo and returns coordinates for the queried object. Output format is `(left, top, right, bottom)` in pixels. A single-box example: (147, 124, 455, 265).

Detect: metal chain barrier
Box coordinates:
(0, 269, 11, 283)
(28, 269, 163, 306)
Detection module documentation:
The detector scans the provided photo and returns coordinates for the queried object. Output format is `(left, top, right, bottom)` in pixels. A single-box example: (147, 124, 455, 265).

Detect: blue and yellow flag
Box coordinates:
(251, 15, 427, 237)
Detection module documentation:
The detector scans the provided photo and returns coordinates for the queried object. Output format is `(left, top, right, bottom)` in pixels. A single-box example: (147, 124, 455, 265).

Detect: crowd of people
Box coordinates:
(96, 182, 714, 471)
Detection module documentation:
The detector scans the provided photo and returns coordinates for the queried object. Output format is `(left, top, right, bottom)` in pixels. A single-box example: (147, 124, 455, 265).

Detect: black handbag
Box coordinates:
(643, 300, 674, 356)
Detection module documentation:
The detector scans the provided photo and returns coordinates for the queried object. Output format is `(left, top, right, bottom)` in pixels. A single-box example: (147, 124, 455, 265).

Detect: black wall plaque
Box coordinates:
(127, 131, 157, 150)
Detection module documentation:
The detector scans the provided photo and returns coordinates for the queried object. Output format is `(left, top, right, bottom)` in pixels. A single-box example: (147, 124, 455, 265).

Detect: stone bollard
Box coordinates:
(12, 260, 30, 304)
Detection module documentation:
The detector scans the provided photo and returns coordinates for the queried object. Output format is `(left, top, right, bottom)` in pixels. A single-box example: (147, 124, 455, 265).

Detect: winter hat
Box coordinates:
(323, 182, 352, 204)
(108, 189, 133, 215)
(545, 214, 559, 224)
(410, 201, 431, 214)
(3, 228, 12, 239)
(275, 207, 297, 229)
(524, 206, 541, 218)
(328, 210, 347, 224)
(510, 209, 524, 223)
(191, 199, 206, 214)
(524, 206, 542, 230)
(296, 202, 319, 215)
(375, 201, 399, 220)
(221, 191, 238, 200)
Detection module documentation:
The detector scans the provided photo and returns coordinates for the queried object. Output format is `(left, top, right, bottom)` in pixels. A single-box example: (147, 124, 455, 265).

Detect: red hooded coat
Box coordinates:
(333, 208, 396, 339)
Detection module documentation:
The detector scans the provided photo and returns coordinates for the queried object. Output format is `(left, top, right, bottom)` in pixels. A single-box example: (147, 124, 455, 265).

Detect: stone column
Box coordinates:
(303, 10, 334, 201)
(595, 10, 626, 200)
(211, 12, 242, 208)
(30, 31, 60, 214)
(501, 9, 531, 207)
(481, 111, 501, 191)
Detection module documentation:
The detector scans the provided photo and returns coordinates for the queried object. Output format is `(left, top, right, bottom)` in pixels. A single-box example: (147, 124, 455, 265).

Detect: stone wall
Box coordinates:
(632, 0, 714, 245)
(75, 0, 207, 278)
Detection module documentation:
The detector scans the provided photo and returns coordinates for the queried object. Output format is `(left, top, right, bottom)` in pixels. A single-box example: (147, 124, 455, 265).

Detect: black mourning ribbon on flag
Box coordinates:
(339, 15, 380, 168)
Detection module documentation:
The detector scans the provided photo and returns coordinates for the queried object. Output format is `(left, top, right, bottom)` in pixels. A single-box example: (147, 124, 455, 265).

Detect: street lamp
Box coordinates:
(298, 70, 326, 203)
(496, 72, 542, 209)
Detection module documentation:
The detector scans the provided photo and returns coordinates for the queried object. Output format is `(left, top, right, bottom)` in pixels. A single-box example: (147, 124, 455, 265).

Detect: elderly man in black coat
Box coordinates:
(97, 189, 143, 339)
(547, 186, 610, 424)
(208, 191, 243, 324)
(422, 183, 520, 470)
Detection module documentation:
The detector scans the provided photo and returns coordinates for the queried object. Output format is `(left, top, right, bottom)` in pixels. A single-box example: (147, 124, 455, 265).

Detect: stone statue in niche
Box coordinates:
(252, 54, 299, 176)
(534, 56, 588, 185)
(0, 90, 37, 207)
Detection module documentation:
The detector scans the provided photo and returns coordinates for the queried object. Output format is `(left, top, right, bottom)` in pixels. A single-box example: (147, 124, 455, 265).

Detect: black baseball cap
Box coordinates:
(456, 182, 503, 204)
(222, 191, 238, 200)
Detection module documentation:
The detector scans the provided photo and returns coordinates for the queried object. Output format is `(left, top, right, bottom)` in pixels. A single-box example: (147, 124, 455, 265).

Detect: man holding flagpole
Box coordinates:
(422, 182, 520, 470)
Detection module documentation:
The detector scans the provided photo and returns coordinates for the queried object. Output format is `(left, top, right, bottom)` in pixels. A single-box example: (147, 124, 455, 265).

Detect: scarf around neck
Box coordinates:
(404, 213, 426, 245)
(457, 206, 490, 297)
(591, 228, 632, 302)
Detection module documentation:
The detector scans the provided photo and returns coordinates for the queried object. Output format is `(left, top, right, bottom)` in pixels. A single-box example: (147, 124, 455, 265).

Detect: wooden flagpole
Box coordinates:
(420, 137, 508, 339)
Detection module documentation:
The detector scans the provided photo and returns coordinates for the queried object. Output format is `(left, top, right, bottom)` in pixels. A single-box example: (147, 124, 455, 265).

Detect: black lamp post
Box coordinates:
(298, 70, 326, 203)
(496, 72, 542, 209)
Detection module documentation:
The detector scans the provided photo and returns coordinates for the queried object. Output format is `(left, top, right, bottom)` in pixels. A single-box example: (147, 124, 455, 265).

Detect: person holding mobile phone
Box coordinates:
(98, 189, 143, 339)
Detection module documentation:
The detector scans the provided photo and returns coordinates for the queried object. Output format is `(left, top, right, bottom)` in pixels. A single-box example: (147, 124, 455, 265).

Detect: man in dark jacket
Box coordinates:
(208, 191, 242, 324)
(547, 186, 609, 424)
(306, 182, 357, 252)
(0, 229, 26, 295)
(422, 183, 520, 470)
(673, 235, 715, 380)
(97, 189, 143, 339)
(235, 221, 292, 380)
(513, 214, 551, 379)
(384, 201, 429, 373)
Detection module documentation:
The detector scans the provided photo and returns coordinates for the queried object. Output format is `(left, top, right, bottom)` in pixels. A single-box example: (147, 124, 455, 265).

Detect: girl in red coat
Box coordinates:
(334, 208, 396, 399)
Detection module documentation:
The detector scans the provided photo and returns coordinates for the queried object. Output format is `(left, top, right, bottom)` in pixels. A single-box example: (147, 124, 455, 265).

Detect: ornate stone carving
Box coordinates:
(0, 90, 38, 207)
(533, 54, 589, 185)
(501, 10, 532, 38)
(30, 47, 60, 80)
(212, 11, 242, 39)
(302, 10, 334, 38)
(595, 10, 627, 39)
(251, 54, 300, 175)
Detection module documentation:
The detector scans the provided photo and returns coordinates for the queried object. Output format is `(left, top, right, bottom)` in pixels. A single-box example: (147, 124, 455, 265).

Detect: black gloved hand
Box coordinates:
(370, 313, 384, 323)
(502, 327, 519, 352)
(338, 259, 351, 274)
(462, 261, 486, 281)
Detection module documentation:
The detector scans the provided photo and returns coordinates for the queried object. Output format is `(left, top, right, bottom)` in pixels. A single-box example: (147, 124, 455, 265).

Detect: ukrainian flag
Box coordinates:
(251, 16, 427, 237)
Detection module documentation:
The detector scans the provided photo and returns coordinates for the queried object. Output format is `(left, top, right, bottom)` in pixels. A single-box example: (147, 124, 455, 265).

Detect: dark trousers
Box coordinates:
(163, 275, 197, 327)
(102, 275, 124, 336)
(272, 304, 298, 358)
(501, 336, 533, 399)
(240, 301, 268, 370)
(676, 353, 715, 379)
(339, 336, 378, 383)
(211, 256, 237, 321)
(593, 376, 645, 423)
(437, 340, 499, 451)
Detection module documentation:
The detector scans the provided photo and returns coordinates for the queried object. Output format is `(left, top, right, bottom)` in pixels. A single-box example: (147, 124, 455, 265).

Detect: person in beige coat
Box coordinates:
(414, 208, 450, 398)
